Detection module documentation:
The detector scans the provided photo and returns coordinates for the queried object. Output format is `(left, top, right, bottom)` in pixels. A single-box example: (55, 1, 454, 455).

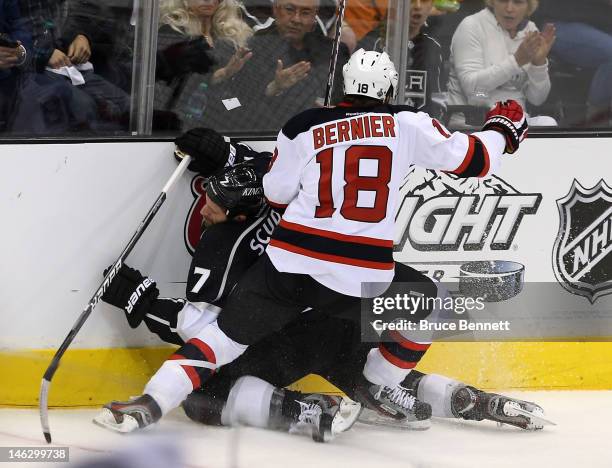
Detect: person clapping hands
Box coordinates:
(514, 23, 555, 67)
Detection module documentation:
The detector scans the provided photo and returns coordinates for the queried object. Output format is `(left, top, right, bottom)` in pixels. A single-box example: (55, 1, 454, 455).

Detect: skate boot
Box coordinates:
(93, 394, 162, 433)
(451, 386, 554, 430)
(285, 393, 361, 443)
(354, 377, 432, 430)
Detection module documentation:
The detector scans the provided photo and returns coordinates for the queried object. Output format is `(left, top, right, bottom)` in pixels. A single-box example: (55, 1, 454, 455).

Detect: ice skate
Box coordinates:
(289, 394, 361, 443)
(355, 377, 432, 430)
(451, 386, 555, 430)
(93, 394, 162, 433)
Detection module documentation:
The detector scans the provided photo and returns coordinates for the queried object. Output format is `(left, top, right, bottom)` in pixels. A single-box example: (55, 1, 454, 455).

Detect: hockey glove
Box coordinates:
(206, 161, 265, 218)
(174, 127, 231, 176)
(101, 264, 159, 328)
(482, 100, 528, 154)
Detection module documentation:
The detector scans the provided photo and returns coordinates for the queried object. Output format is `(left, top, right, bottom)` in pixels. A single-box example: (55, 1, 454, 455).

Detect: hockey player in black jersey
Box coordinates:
(95, 48, 536, 435)
(96, 126, 548, 436)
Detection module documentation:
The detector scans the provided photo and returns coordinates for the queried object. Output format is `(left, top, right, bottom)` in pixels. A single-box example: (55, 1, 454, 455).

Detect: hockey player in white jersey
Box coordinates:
(94, 48, 529, 432)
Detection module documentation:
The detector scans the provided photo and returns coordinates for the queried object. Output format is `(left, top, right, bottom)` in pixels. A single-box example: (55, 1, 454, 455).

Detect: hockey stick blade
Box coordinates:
(40, 379, 51, 442)
(39, 155, 192, 443)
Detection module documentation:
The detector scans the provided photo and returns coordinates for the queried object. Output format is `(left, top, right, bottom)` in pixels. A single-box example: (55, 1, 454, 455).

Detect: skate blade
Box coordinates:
(92, 408, 140, 433)
(358, 408, 431, 431)
(358, 417, 431, 431)
(332, 400, 362, 434)
(508, 406, 556, 428)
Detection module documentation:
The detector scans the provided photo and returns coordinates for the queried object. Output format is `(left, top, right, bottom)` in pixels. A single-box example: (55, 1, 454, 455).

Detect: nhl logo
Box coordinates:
(552, 179, 612, 303)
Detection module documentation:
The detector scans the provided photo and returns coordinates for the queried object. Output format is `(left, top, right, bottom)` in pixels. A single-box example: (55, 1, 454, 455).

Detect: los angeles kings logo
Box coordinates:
(552, 179, 612, 303)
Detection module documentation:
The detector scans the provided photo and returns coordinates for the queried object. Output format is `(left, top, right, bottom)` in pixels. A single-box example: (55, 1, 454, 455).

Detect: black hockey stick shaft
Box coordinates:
(324, 0, 347, 106)
(39, 155, 192, 443)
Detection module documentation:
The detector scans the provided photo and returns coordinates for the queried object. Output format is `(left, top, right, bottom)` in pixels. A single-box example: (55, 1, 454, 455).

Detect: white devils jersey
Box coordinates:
(263, 104, 505, 297)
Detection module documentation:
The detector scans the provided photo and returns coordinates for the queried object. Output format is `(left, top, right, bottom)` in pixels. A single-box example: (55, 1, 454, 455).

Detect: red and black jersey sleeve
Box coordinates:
(447, 135, 491, 178)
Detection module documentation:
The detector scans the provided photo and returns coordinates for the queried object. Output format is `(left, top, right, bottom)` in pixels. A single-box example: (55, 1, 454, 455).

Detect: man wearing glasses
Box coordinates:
(241, 0, 350, 130)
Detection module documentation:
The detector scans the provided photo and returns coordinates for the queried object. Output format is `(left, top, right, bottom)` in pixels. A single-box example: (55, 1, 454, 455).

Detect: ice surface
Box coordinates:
(1, 391, 610, 468)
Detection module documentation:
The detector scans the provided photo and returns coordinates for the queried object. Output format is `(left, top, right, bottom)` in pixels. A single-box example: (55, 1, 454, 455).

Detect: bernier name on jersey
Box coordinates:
(313, 115, 397, 149)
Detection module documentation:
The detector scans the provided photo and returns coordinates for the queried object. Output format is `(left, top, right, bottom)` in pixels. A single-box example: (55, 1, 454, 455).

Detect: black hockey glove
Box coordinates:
(101, 264, 159, 329)
(156, 37, 216, 82)
(174, 127, 231, 176)
(482, 100, 528, 154)
(206, 161, 265, 218)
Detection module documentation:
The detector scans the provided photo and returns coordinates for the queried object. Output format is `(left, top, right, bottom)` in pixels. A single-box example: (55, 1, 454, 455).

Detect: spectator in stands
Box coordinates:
(159, 0, 253, 84)
(56, 1, 135, 93)
(447, 0, 557, 127)
(425, 0, 483, 59)
(197, 0, 348, 133)
(0, 0, 30, 132)
(406, 0, 445, 118)
(241, 0, 357, 52)
(14, 0, 130, 134)
(243, 0, 350, 130)
(344, 0, 387, 44)
(154, 0, 253, 131)
(358, 0, 445, 119)
(533, 0, 612, 126)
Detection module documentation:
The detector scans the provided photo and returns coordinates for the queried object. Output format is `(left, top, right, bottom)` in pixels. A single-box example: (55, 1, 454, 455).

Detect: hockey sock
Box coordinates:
(362, 348, 414, 387)
(363, 339, 431, 387)
(144, 320, 247, 415)
(364, 326, 432, 387)
(221, 376, 276, 428)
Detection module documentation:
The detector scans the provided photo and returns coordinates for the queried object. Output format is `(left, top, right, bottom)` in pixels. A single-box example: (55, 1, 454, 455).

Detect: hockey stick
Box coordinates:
(324, 0, 347, 106)
(39, 155, 192, 443)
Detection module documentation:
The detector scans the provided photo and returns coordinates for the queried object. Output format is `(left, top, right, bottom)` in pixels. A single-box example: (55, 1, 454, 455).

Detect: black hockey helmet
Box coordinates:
(206, 162, 265, 218)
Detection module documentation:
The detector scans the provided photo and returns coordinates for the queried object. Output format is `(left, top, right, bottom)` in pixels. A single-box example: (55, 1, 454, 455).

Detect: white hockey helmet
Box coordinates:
(342, 48, 399, 101)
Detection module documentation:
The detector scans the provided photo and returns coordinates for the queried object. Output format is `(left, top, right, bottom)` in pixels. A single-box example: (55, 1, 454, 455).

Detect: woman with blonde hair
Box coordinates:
(159, 0, 253, 84)
(447, 0, 557, 127)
